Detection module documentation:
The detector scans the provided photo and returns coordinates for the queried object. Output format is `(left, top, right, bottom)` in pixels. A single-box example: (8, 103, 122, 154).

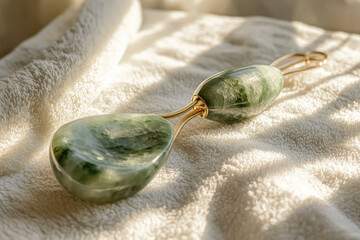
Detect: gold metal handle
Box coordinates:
(158, 95, 208, 140)
(271, 51, 327, 76)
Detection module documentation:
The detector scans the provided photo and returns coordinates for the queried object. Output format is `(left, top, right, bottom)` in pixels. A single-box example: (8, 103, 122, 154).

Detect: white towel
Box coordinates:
(1, 0, 360, 239)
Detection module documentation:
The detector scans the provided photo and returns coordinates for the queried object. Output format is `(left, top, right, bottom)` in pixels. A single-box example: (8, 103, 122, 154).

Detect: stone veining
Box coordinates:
(50, 114, 173, 203)
(194, 65, 284, 123)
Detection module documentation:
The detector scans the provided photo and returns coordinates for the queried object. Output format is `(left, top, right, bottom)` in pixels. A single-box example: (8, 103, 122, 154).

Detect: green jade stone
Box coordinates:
(194, 65, 284, 123)
(50, 114, 173, 203)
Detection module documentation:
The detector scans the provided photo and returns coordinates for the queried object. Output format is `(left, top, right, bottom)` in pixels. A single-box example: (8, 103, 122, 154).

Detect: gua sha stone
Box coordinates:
(50, 52, 327, 203)
(50, 114, 173, 202)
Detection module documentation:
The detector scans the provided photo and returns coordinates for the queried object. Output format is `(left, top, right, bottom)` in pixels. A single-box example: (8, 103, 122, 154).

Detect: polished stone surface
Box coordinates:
(50, 114, 173, 203)
(194, 65, 284, 123)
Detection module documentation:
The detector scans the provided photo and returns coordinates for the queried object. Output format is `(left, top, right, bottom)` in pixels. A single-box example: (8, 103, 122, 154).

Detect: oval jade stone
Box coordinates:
(194, 65, 284, 123)
(50, 114, 173, 203)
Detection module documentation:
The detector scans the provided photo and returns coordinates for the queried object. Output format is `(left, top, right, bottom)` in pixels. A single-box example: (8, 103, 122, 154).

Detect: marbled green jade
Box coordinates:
(194, 65, 284, 123)
(50, 114, 173, 203)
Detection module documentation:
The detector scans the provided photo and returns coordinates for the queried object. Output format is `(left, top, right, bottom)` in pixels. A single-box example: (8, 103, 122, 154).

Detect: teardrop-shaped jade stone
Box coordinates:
(50, 114, 173, 203)
(194, 65, 284, 123)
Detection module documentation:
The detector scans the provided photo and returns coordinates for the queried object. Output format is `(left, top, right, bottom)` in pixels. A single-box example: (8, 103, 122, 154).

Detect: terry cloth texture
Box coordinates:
(1, 0, 360, 239)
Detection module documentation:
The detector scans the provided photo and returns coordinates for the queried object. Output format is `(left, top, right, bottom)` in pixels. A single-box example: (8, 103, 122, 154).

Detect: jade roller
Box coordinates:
(50, 51, 327, 203)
